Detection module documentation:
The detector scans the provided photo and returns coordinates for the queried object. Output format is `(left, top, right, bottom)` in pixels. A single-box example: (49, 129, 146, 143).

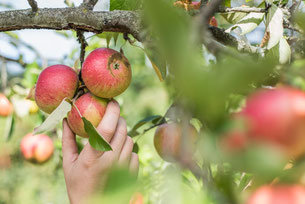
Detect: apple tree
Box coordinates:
(1, 0, 305, 203)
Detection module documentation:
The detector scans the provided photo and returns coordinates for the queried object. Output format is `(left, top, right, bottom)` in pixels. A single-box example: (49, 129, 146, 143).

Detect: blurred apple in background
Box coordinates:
(0, 93, 13, 117)
(222, 87, 305, 158)
(20, 133, 54, 163)
(247, 185, 305, 204)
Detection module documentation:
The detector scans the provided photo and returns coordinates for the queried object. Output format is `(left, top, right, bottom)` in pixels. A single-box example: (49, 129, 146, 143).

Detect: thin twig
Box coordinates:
(218, 6, 266, 13)
(196, 0, 226, 55)
(200, 0, 208, 8)
(1, 61, 7, 92)
(289, 0, 301, 14)
(27, 0, 38, 12)
(0, 55, 26, 67)
(76, 30, 88, 68)
(80, 0, 98, 10)
(191, 6, 266, 16)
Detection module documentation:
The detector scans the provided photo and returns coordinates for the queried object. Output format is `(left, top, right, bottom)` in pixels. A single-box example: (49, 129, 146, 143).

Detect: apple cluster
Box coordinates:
(222, 86, 305, 159)
(21, 48, 131, 163)
(33, 48, 131, 138)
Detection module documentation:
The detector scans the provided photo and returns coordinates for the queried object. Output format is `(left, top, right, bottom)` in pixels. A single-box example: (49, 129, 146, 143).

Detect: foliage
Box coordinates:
(1, 0, 305, 203)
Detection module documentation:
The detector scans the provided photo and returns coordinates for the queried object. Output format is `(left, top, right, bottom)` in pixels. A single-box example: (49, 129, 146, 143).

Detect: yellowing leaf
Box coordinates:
(34, 99, 71, 135)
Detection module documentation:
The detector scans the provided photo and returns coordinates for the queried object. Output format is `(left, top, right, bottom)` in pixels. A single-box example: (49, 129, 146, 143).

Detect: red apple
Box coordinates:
(220, 130, 248, 152)
(247, 185, 305, 204)
(20, 133, 54, 163)
(35, 64, 79, 114)
(154, 123, 198, 162)
(67, 92, 108, 138)
(0, 94, 13, 117)
(237, 87, 305, 158)
(82, 48, 132, 98)
(129, 192, 144, 204)
(0, 148, 11, 169)
(191, 1, 201, 9)
(209, 16, 218, 27)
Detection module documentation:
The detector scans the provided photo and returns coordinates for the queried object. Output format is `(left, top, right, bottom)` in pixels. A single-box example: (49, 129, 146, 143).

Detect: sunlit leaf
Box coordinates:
(266, 5, 283, 49)
(33, 99, 71, 135)
(83, 117, 112, 151)
(278, 37, 291, 64)
(144, 46, 167, 81)
(267, 36, 291, 64)
(221, 11, 247, 24)
(226, 12, 265, 35)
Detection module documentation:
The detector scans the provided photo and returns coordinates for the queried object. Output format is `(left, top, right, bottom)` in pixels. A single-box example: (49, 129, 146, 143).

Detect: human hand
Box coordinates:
(62, 100, 139, 204)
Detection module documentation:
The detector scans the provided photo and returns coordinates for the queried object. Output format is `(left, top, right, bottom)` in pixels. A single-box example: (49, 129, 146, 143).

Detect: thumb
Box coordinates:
(62, 119, 79, 168)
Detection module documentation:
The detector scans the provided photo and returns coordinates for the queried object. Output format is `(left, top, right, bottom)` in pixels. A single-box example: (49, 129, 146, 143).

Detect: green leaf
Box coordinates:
(132, 143, 139, 153)
(83, 117, 112, 151)
(221, 11, 247, 24)
(97, 32, 120, 48)
(33, 99, 71, 135)
(237, 173, 253, 192)
(22, 62, 40, 88)
(222, 0, 231, 7)
(128, 115, 164, 137)
(64, 0, 75, 7)
(144, 45, 167, 81)
(4, 114, 15, 141)
(267, 36, 291, 64)
(110, 0, 142, 11)
(278, 37, 291, 64)
(132, 115, 163, 131)
(225, 12, 265, 35)
(113, 33, 119, 46)
(106, 33, 112, 48)
(295, 12, 305, 31)
(128, 130, 140, 137)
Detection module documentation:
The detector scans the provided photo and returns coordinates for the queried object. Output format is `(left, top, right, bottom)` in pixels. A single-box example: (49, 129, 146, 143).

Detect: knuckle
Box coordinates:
(117, 119, 127, 136)
(101, 126, 114, 137)
(109, 101, 120, 115)
(119, 117, 126, 126)
(132, 152, 138, 159)
(127, 136, 134, 146)
(107, 153, 117, 165)
(82, 158, 95, 169)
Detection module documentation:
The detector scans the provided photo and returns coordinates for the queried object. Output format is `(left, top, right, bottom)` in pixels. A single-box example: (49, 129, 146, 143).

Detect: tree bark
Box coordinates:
(0, 8, 142, 41)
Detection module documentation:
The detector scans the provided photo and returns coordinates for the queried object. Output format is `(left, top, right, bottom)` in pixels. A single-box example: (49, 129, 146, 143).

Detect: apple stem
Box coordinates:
(72, 89, 84, 103)
(72, 102, 83, 118)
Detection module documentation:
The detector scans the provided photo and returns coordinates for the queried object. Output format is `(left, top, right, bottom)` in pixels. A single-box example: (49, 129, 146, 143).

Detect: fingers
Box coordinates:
(62, 119, 79, 168)
(79, 100, 121, 159)
(129, 153, 139, 174)
(96, 100, 121, 142)
(118, 136, 134, 165)
(100, 117, 128, 161)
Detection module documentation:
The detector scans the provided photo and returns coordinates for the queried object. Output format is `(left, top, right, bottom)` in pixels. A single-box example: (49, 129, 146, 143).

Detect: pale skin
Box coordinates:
(62, 100, 139, 204)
